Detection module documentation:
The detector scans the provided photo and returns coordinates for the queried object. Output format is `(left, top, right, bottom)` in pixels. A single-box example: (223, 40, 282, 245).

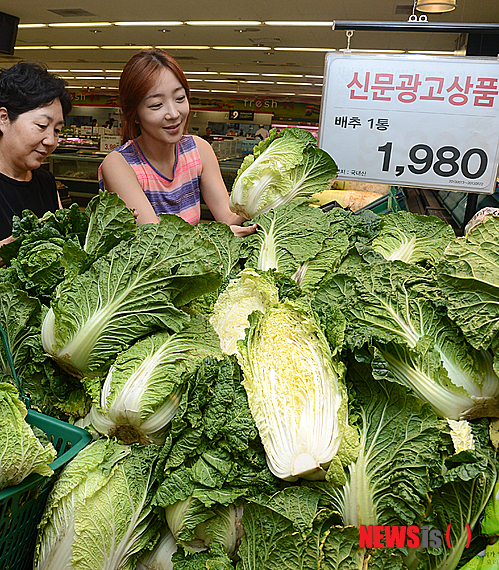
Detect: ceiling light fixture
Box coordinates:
(274, 47, 333, 52)
(14, 46, 50, 50)
(415, 0, 456, 12)
(184, 71, 218, 75)
(212, 46, 271, 50)
(18, 23, 47, 28)
(155, 45, 210, 49)
(265, 21, 334, 26)
(51, 45, 100, 49)
(114, 21, 183, 26)
(48, 22, 112, 27)
(262, 73, 304, 77)
(219, 72, 259, 76)
(185, 21, 262, 26)
(70, 69, 103, 72)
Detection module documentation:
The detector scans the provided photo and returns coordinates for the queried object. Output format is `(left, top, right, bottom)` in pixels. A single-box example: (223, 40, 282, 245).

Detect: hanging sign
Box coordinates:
(318, 53, 499, 194)
(229, 110, 255, 120)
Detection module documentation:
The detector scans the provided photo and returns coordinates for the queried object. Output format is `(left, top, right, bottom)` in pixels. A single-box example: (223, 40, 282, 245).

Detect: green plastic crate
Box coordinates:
(0, 326, 92, 570)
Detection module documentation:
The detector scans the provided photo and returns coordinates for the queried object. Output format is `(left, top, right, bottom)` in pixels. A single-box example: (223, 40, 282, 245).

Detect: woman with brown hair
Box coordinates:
(99, 48, 255, 236)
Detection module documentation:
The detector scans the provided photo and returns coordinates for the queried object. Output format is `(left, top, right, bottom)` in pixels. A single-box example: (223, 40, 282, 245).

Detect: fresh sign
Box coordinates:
(319, 53, 499, 194)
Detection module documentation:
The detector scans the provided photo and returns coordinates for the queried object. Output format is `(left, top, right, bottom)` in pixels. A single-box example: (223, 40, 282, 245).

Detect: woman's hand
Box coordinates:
(229, 223, 257, 237)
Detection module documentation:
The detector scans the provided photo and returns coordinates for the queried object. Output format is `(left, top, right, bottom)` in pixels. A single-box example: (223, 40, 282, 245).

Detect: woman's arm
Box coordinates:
(195, 136, 256, 237)
(100, 151, 159, 224)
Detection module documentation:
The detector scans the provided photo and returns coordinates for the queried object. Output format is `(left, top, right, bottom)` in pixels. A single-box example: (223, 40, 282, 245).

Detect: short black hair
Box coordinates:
(0, 61, 72, 121)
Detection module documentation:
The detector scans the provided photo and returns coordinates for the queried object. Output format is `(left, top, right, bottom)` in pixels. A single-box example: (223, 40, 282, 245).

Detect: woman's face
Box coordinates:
(0, 99, 64, 176)
(135, 67, 189, 145)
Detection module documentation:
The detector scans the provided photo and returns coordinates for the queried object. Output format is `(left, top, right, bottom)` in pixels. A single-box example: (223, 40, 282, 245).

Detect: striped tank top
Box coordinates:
(98, 135, 202, 225)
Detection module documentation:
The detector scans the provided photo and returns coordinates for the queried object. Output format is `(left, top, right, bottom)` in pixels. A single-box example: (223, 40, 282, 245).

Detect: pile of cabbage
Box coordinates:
(1, 145, 499, 568)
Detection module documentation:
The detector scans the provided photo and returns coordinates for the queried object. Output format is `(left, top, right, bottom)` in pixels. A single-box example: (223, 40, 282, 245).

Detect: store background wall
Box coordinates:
(67, 106, 120, 128)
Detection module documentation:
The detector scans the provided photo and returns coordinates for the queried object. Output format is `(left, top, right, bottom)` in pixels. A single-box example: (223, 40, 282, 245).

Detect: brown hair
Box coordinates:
(118, 47, 190, 144)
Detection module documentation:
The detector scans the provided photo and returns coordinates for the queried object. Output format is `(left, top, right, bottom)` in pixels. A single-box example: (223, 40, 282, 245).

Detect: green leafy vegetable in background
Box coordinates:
(229, 127, 336, 220)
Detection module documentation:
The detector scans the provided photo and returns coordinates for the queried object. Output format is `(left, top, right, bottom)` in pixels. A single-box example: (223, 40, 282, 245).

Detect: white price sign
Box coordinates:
(319, 53, 499, 194)
(100, 135, 121, 153)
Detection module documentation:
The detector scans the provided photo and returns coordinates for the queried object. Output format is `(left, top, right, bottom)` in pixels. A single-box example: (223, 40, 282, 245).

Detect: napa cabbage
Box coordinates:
(369, 210, 455, 266)
(315, 260, 499, 420)
(165, 498, 244, 557)
(240, 201, 333, 275)
(229, 127, 337, 220)
(237, 299, 348, 481)
(84, 317, 222, 445)
(0, 382, 56, 490)
(136, 527, 177, 570)
(41, 214, 222, 378)
(34, 439, 160, 570)
(210, 269, 279, 355)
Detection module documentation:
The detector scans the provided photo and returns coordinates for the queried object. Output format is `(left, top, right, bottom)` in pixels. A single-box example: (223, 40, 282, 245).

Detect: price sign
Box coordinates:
(100, 135, 121, 153)
(319, 53, 499, 194)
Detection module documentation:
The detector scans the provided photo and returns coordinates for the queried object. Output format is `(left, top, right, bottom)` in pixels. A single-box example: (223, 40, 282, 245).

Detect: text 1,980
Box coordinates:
(377, 142, 488, 179)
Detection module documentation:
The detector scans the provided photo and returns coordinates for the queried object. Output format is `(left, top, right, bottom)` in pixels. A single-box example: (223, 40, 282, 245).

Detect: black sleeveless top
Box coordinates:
(0, 168, 59, 239)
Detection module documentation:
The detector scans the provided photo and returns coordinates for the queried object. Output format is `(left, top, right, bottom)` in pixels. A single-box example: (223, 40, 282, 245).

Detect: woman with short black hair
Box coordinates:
(0, 61, 72, 248)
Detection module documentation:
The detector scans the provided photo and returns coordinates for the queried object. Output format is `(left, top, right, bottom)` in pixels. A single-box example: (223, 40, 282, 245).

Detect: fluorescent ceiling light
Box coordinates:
(219, 72, 259, 76)
(301, 93, 322, 97)
(156, 45, 210, 49)
(209, 79, 236, 82)
(66, 86, 84, 89)
(262, 73, 303, 77)
(101, 45, 150, 49)
(106, 86, 119, 90)
(48, 69, 69, 72)
(48, 22, 112, 27)
(244, 80, 275, 84)
(184, 71, 218, 75)
(274, 47, 333, 52)
(190, 89, 211, 92)
(276, 82, 313, 85)
(185, 21, 262, 26)
(105, 77, 120, 80)
(14, 46, 50, 50)
(265, 21, 334, 26)
(185, 78, 204, 82)
(60, 76, 75, 79)
(75, 76, 105, 79)
(51, 46, 100, 49)
(339, 48, 405, 53)
(274, 92, 296, 96)
(105, 69, 123, 73)
(314, 83, 323, 86)
(305, 74, 323, 78)
(114, 21, 183, 26)
(18, 24, 47, 28)
(211, 89, 238, 93)
(70, 69, 103, 72)
(212, 46, 271, 50)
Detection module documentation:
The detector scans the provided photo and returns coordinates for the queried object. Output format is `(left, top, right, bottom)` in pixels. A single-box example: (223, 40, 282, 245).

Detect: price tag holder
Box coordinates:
(100, 135, 121, 153)
(318, 53, 499, 194)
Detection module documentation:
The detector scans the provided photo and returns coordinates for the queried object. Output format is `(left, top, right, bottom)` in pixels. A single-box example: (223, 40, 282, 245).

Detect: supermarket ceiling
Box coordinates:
(0, 0, 498, 99)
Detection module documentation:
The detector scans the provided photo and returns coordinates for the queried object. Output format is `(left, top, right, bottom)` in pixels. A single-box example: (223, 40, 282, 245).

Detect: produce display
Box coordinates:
(1, 128, 499, 570)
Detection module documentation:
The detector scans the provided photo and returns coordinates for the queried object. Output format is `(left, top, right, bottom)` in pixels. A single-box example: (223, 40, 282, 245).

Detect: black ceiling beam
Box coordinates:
(332, 21, 499, 34)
